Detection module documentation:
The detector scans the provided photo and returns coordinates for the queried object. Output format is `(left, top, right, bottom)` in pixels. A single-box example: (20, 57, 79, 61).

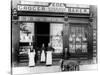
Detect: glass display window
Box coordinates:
(69, 24, 88, 54)
(20, 23, 34, 42)
(50, 23, 63, 53)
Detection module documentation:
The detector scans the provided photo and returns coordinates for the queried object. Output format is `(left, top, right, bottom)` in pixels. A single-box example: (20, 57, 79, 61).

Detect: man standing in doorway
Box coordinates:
(40, 43, 46, 63)
(46, 43, 54, 66)
(28, 46, 36, 67)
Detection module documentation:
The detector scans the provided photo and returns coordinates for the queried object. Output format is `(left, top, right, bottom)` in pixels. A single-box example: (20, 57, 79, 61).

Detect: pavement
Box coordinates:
(79, 64, 98, 71)
(12, 66, 61, 75)
(12, 64, 97, 75)
(12, 59, 62, 75)
(12, 59, 98, 75)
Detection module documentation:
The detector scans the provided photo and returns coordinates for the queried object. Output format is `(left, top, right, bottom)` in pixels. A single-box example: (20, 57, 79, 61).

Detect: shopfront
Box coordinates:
(12, 1, 94, 64)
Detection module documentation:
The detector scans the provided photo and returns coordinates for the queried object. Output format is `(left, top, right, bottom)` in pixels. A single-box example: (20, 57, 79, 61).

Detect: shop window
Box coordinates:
(19, 23, 34, 54)
(20, 23, 34, 42)
(69, 24, 88, 54)
(50, 23, 63, 53)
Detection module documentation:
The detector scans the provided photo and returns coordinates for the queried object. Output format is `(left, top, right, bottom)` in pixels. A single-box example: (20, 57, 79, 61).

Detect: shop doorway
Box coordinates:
(35, 22, 50, 48)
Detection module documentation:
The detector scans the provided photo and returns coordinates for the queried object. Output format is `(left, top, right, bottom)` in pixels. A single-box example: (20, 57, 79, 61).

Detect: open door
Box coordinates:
(35, 22, 50, 48)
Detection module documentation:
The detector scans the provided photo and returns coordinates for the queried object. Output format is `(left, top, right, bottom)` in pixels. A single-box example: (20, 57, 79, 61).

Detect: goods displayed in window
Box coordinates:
(20, 23, 34, 42)
(69, 25, 88, 54)
(50, 23, 63, 53)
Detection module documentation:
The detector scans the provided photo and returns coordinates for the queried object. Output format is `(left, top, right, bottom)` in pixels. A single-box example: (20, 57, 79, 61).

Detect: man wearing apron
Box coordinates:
(40, 44, 46, 63)
(46, 43, 54, 66)
(28, 46, 35, 67)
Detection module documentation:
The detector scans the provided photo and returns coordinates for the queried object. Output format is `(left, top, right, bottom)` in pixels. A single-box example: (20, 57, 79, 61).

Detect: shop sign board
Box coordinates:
(19, 16, 64, 22)
(20, 1, 65, 8)
(17, 4, 89, 14)
(68, 8, 89, 14)
(17, 4, 67, 13)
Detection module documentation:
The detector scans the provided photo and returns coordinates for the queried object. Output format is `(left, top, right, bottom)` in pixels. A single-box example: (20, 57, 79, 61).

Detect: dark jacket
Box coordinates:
(46, 46, 55, 52)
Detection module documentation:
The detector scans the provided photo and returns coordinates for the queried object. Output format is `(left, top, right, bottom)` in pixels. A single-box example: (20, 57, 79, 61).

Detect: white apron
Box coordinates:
(46, 51, 52, 65)
(28, 51, 35, 66)
(41, 50, 45, 62)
